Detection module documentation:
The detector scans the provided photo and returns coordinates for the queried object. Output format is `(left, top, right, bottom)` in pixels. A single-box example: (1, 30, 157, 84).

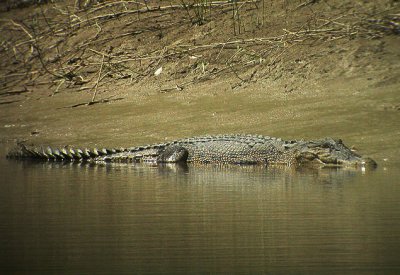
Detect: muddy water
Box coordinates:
(1, 70, 399, 273)
(1, 153, 399, 274)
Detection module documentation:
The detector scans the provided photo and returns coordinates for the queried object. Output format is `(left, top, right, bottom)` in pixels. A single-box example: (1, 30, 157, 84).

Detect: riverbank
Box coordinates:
(1, 0, 399, 166)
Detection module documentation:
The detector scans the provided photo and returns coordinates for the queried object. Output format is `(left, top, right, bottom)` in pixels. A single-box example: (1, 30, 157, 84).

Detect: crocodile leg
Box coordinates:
(157, 145, 189, 163)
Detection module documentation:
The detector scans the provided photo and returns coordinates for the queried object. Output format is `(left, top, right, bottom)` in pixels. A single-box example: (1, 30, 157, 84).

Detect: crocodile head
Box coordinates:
(293, 138, 377, 168)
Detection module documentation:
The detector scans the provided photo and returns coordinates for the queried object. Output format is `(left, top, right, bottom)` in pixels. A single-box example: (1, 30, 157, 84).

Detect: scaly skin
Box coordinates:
(6, 134, 377, 168)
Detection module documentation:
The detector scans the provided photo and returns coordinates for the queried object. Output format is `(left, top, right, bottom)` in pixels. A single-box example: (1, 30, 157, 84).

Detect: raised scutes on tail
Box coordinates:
(6, 143, 122, 161)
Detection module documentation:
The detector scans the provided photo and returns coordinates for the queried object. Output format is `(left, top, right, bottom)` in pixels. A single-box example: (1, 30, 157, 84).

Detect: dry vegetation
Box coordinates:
(1, 0, 399, 106)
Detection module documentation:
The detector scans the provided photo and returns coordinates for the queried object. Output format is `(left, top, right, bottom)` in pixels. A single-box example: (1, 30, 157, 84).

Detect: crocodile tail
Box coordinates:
(6, 144, 122, 161)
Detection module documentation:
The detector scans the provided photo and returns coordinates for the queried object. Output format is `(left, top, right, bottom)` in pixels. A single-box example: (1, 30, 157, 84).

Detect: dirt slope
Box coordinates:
(0, 0, 399, 165)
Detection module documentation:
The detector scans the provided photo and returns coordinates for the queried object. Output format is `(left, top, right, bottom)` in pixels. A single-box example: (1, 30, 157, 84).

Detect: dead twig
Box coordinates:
(51, 79, 65, 96)
(8, 20, 34, 56)
(0, 87, 30, 97)
(63, 96, 124, 108)
(89, 53, 105, 104)
(69, 1, 257, 28)
(293, 0, 320, 11)
(87, 1, 145, 14)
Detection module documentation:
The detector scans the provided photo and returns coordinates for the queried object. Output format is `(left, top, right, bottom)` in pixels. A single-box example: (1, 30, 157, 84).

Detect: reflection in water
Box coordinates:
(1, 158, 399, 273)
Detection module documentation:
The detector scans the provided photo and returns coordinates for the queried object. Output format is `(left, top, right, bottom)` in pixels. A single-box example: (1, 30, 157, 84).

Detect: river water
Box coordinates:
(1, 153, 399, 274)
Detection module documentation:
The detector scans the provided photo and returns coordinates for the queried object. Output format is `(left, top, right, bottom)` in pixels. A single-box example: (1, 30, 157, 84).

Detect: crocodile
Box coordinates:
(6, 134, 377, 168)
